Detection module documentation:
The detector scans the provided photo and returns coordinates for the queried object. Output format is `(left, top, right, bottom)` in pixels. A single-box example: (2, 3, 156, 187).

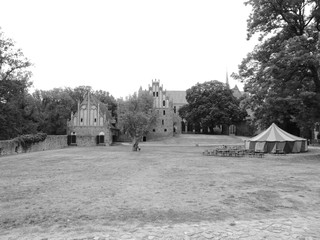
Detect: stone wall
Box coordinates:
(0, 135, 68, 156)
(74, 136, 108, 147)
(0, 140, 18, 156)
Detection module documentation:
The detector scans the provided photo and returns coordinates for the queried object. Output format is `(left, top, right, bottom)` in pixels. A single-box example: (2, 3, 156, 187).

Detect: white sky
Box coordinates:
(0, 0, 257, 99)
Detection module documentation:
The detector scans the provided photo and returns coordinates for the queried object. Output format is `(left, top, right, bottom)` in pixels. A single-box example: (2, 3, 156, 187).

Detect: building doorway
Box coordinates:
(97, 132, 105, 144)
(68, 132, 77, 146)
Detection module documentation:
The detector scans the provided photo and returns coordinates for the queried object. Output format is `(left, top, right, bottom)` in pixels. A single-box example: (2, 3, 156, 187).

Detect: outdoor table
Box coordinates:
(217, 149, 229, 156)
(235, 149, 244, 157)
(255, 150, 264, 157)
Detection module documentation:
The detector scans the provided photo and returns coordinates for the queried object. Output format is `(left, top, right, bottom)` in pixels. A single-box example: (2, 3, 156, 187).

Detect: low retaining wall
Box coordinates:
(75, 136, 108, 147)
(0, 135, 68, 156)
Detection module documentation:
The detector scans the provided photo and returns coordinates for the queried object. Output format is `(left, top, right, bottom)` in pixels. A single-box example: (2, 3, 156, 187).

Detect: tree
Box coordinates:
(117, 91, 156, 151)
(0, 27, 34, 139)
(33, 88, 75, 135)
(233, 0, 320, 137)
(65, 86, 92, 104)
(179, 81, 247, 134)
(94, 90, 117, 119)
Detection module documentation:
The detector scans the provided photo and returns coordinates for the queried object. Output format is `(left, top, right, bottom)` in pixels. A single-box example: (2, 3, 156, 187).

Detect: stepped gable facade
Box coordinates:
(142, 80, 187, 140)
(67, 92, 114, 146)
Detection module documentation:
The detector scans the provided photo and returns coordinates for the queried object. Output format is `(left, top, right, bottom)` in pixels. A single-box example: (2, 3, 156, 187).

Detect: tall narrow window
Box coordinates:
(163, 110, 165, 115)
(174, 106, 176, 113)
(153, 92, 155, 97)
(156, 92, 159, 97)
(163, 100, 166, 107)
(162, 119, 164, 125)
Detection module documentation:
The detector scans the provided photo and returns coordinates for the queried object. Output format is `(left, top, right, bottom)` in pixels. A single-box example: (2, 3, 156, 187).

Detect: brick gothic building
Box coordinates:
(141, 80, 187, 141)
(140, 79, 246, 141)
(67, 92, 116, 146)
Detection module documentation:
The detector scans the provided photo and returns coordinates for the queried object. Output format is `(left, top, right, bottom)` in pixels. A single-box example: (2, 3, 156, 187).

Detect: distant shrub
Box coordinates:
(213, 127, 222, 134)
(13, 133, 47, 151)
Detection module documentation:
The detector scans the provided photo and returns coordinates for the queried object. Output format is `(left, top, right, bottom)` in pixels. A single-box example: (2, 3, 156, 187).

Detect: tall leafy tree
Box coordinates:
(234, 0, 320, 137)
(117, 91, 156, 151)
(94, 90, 117, 119)
(33, 88, 75, 135)
(0, 28, 34, 139)
(65, 86, 92, 107)
(179, 80, 247, 133)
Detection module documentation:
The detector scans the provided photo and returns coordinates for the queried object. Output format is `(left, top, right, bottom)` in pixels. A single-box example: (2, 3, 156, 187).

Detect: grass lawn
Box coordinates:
(1, 135, 320, 239)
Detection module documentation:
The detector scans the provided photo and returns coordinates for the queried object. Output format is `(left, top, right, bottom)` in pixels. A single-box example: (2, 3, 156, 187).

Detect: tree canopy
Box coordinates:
(0, 28, 34, 139)
(234, 0, 320, 137)
(117, 91, 156, 150)
(179, 81, 247, 133)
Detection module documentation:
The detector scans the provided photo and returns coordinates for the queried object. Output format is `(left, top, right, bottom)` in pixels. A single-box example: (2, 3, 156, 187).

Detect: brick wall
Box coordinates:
(0, 135, 68, 156)
(146, 108, 174, 140)
(75, 136, 103, 146)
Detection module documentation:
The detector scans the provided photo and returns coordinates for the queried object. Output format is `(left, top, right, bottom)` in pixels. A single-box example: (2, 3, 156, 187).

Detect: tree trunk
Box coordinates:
(132, 136, 140, 151)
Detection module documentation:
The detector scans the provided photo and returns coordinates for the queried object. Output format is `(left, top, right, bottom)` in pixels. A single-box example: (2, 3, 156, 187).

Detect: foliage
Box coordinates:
(64, 86, 92, 112)
(13, 132, 47, 151)
(233, 0, 320, 137)
(32, 88, 75, 135)
(118, 91, 156, 151)
(0, 27, 35, 140)
(94, 90, 117, 119)
(179, 81, 247, 134)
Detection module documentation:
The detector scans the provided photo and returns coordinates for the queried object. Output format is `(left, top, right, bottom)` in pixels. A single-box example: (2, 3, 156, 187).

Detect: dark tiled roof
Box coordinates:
(166, 91, 187, 105)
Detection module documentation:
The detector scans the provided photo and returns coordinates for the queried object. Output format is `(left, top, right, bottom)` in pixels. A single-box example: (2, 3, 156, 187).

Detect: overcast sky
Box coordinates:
(0, 0, 257, 99)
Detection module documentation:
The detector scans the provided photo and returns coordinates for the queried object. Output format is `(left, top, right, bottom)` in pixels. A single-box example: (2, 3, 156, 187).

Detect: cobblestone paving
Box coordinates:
(25, 216, 318, 240)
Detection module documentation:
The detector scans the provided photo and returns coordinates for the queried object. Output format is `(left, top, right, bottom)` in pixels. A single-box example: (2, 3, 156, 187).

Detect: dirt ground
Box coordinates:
(1, 135, 320, 239)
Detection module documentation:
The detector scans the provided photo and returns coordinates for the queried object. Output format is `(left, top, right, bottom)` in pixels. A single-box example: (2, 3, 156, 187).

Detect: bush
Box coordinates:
(213, 127, 222, 134)
(13, 133, 47, 151)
